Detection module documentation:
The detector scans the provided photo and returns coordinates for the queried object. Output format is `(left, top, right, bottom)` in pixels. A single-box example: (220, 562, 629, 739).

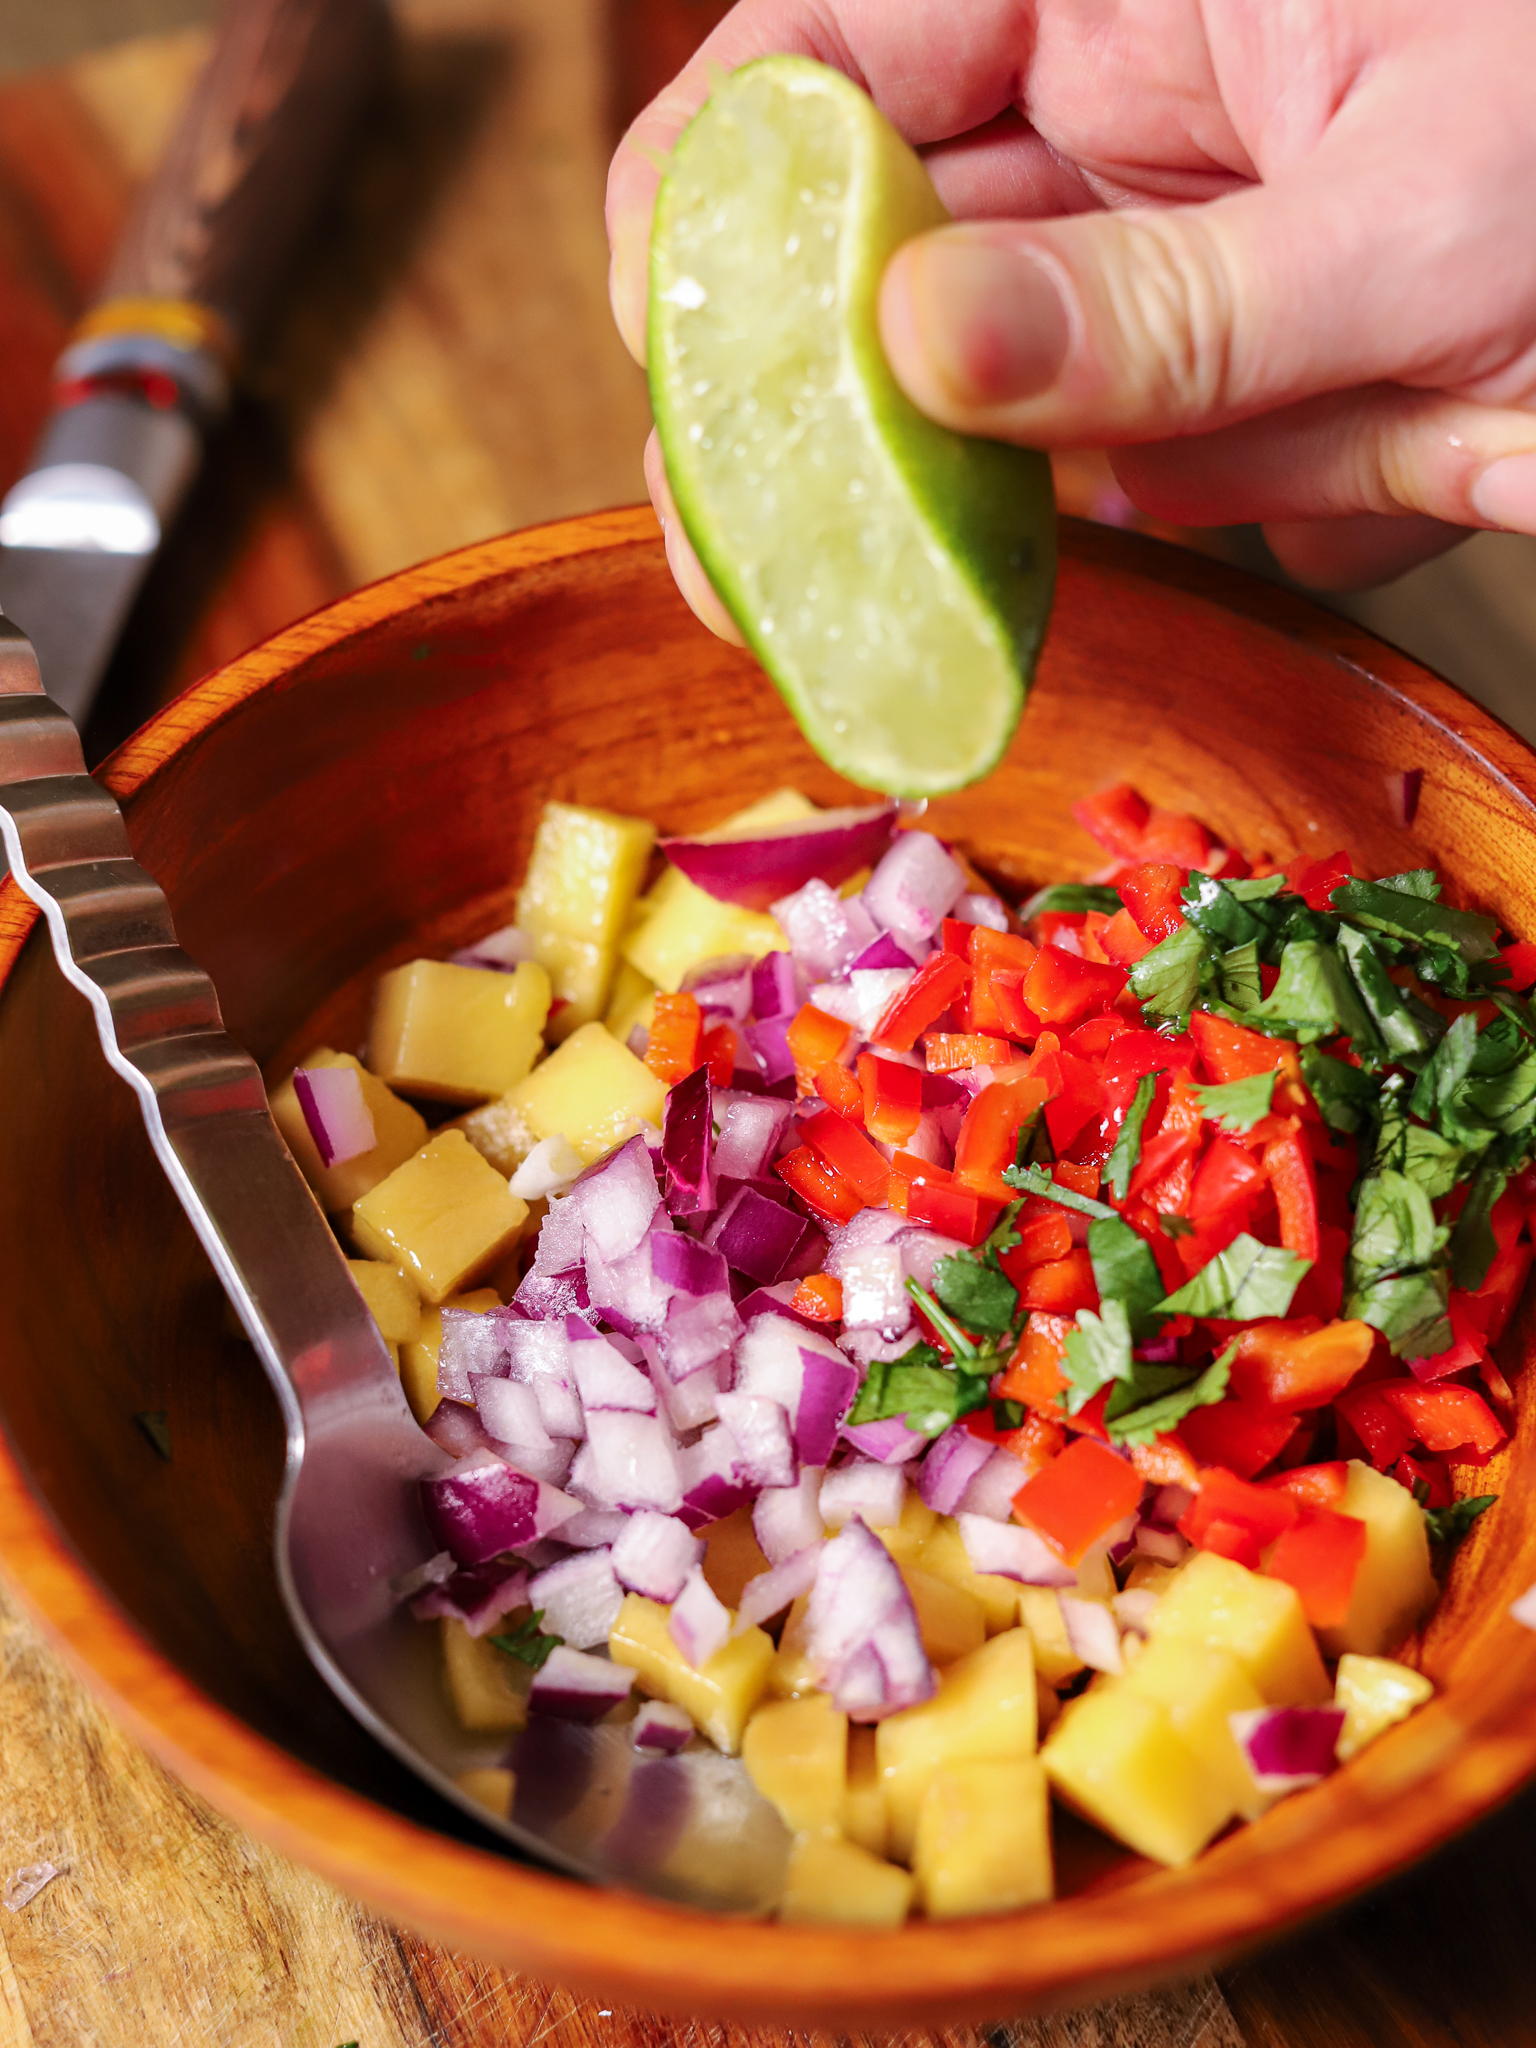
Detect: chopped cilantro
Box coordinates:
(1129, 922, 1211, 1018)
(1159, 1233, 1311, 1320)
(1105, 1073, 1157, 1201)
(1299, 1047, 1379, 1134)
(931, 1250, 1018, 1336)
(1448, 1162, 1508, 1292)
(1212, 939, 1263, 1010)
(1336, 924, 1443, 1062)
(992, 1398, 1026, 1430)
(491, 1610, 562, 1670)
(1410, 1010, 1479, 1125)
(847, 1347, 991, 1437)
(1192, 1070, 1276, 1133)
(1347, 1170, 1444, 1291)
(1345, 1266, 1452, 1359)
(1060, 1299, 1134, 1415)
(1103, 1343, 1235, 1447)
(1423, 1493, 1497, 1545)
(1086, 1214, 1167, 1343)
(1331, 878, 1500, 962)
(1022, 882, 1124, 918)
(1245, 939, 1379, 1048)
(1004, 1163, 1117, 1219)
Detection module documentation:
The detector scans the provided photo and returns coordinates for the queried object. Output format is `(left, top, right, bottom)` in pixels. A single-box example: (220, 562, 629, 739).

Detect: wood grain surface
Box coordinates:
(2, 14, 1536, 2048)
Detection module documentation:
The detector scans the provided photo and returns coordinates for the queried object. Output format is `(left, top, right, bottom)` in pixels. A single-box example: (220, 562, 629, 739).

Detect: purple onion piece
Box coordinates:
(795, 1348, 860, 1467)
(1059, 1595, 1124, 1675)
(847, 930, 922, 973)
(651, 1229, 730, 1298)
(420, 1455, 582, 1564)
(660, 804, 896, 913)
(527, 1547, 625, 1648)
(409, 1560, 530, 1636)
(631, 1700, 695, 1754)
(293, 1064, 376, 1168)
(528, 1645, 635, 1722)
(753, 1466, 825, 1565)
(1230, 1705, 1347, 1792)
(610, 1508, 704, 1603)
(957, 1512, 1075, 1587)
(806, 1519, 935, 1721)
(715, 1390, 796, 1489)
(569, 1134, 661, 1261)
(916, 1426, 996, 1515)
(668, 1565, 731, 1668)
(564, 1317, 657, 1413)
(742, 1015, 797, 1086)
(751, 950, 800, 1020)
(862, 831, 968, 949)
(736, 1544, 823, 1629)
(705, 1184, 811, 1285)
(423, 1398, 491, 1459)
(661, 1063, 714, 1216)
(840, 1417, 926, 1465)
(819, 1459, 908, 1529)
(955, 1448, 1032, 1522)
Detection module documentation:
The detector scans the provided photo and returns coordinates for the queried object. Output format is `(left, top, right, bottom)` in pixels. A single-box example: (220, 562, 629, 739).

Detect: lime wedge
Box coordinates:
(648, 56, 1055, 797)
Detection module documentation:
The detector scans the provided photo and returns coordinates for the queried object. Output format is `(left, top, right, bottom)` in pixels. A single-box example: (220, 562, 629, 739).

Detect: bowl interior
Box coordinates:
(2, 508, 1536, 2022)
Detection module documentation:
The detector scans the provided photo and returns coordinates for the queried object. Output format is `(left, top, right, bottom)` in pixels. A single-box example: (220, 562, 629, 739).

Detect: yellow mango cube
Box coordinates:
(450, 1093, 539, 1177)
(779, 1832, 914, 1928)
(506, 1021, 666, 1163)
(873, 1488, 938, 1570)
(1334, 1651, 1434, 1761)
(454, 1767, 515, 1819)
(352, 1131, 528, 1306)
(1017, 1587, 1086, 1686)
(767, 1595, 819, 1699)
(368, 958, 551, 1104)
(516, 804, 656, 1039)
(877, 1627, 1037, 1863)
(1042, 1684, 1235, 1867)
(397, 1286, 501, 1425)
(903, 1566, 987, 1667)
(347, 1259, 421, 1345)
(270, 1049, 427, 1212)
(1319, 1460, 1438, 1659)
(622, 868, 784, 993)
(1123, 1633, 1270, 1821)
(608, 1593, 774, 1753)
(702, 1504, 772, 1609)
(1151, 1549, 1331, 1706)
(917, 1516, 1026, 1634)
(742, 1694, 848, 1834)
(441, 1620, 528, 1733)
(843, 1726, 887, 1857)
(913, 1756, 1054, 1918)
(604, 959, 657, 1046)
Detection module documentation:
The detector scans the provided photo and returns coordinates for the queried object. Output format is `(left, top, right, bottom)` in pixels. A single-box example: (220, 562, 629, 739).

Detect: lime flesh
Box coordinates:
(649, 56, 1055, 797)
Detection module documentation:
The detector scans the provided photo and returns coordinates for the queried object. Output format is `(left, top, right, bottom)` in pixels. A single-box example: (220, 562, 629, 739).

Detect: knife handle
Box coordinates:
(97, 0, 388, 356)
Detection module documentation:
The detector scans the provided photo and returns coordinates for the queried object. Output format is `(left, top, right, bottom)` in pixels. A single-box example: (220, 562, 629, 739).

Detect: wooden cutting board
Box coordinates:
(1, 13, 1535, 2046)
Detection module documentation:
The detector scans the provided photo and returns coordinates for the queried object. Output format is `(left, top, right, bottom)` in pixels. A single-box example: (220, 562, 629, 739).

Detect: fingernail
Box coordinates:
(1470, 452, 1536, 531)
(908, 237, 1070, 406)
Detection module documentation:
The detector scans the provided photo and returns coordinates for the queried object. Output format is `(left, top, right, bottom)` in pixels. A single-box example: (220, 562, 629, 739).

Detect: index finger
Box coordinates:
(605, 0, 1036, 362)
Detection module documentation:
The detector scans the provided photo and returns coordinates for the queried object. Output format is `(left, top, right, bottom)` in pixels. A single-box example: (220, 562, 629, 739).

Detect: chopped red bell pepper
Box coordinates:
(1127, 1084, 1205, 1203)
(1188, 1009, 1299, 1085)
(1286, 849, 1355, 913)
(776, 1144, 864, 1224)
(1179, 1465, 1300, 1567)
(966, 928, 1040, 1036)
(997, 1312, 1073, 1413)
(1264, 1460, 1350, 1510)
(1464, 1240, 1533, 1346)
(1118, 862, 1189, 943)
(1013, 1203, 1074, 1266)
(815, 1060, 865, 1122)
(1287, 1220, 1348, 1322)
(1333, 1382, 1414, 1470)
(923, 1032, 1017, 1073)
(906, 1177, 999, 1246)
(1263, 1123, 1321, 1262)
(1188, 1134, 1268, 1221)
(1265, 1507, 1368, 1628)
(786, 1002, 852, 1093)
(1127, 1433, 1203, 1490)
(702, 1022, 737, 1088)
(1139, 805, 1213, 868)
(1177, 1398, 1297, 1481)
(1013, 1248, 1099, 1317)
(799, 1106, 891, 1204)
(792, 1273, 843, 1321)
(857, 1052, 921, 1143)
(953, 1075, 1051, 1200)
(1228, 1317, 1375, 1411)
(645, 991, 705, 1084)
(1377, 1381, 1506, 1457)
(1391, 1450, 1453, 1509)
(872, 950, 972, 1051)
(1023, 945, 1128, 1029)
(940, 917, 974, 956)
(1014, 1435, 1145, 1564)
(1100, 908, 1155, 966)
(1072, 783, 1149, 863)
(1066, 1013, 1132, 1059)
(1499, 938, 1536, 991)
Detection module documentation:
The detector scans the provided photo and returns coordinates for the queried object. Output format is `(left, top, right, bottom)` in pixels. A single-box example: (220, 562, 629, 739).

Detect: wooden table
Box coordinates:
(2, 11, 1536, 2042)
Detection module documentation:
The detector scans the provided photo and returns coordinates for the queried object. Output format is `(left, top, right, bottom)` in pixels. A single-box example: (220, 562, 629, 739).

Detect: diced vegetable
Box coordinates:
(270, 1049, 427, 1211)
(912, 1755, 1054, 1916)
(506, 1021, 666, 1162)
(368, 959, 552, 1102)
(352, 1132, 529, 1305)
(608, 1593, 775, 1753)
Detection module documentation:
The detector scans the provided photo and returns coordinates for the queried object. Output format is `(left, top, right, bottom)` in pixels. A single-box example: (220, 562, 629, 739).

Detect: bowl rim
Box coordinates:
(3, 505, 1536, 2024)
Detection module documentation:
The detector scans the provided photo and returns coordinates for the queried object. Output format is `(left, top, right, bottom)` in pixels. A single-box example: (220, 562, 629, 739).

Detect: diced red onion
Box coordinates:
(827, 1207, 908, 1257)
(669, 1565, 732, 1667)
(502, 1318, 584, 1439)
(735, 1281, 824, 1332)
(510, 1133, 585, 1201)
(736, 1544, 823, 1629)
(809, 969, 914, 1041)
(1385, 768, 1423, 829)
(1134, 1523, 1189, 1565)
(577, 1410, 682, 1513)
(771, 878, 879, 979)
(663, 804, 896, 911)
(570, 1134, 660, 1261)
(564, 1319, 657, 1412)
(705, 1184, 815, 1285)
(558, 1506, 630, 1548)
(741, 1015, 797, 1087)
(807, 1519, 935, 1721)
(409, 1559, 530, 1635)
(735, 1313, 823, 1405)
(753, 1465, 826, 1565)
(652, 1230, 729, 1298)
(532, 1191, 585, 1273)
(839, 1328, 920, 1370)
(514, 1265, 594, 1327)
(1060, 1595, 1124, 1675)
(951, 892, 1009, 932)
(1112, 1589, 1158, 1636)
(680, 955, 755, 1020)
(632, 1700, 695, 1753)
(660, 1064, 714, 1216)
(424, 1398, 492, 1458)
(796, 1349, 860, 1467)
(420, 1452, 583, 1564)
(393, 1549, 457, 1601)
(436, 1303, 518, 1404)
(674, 1424, 753, 1530)
(294, 1064, 377, 1168)
(528, 1645, 635, 1721)
(920, 1071, 968, 1109)
(751, 950, 801, 1020)
(918, 1425, 996, 1513)
(820, 1459, 907, 1530)
(713, 1094, 794, 1181)
(715, 1390, 796, 1488)
(1137, 1331, 1182, 1364)
(840, 1416, 926, 1464)
(472, 1374, 554, 1450)
(647, 1347, 725, 1432)
(450, 922, 534, 969)
(896, 1227, 968, 1293)
(848, 930, 924, 972)
(1150, 1484, 1196, 1529)
(1230, 1705, 1347, 1792)
(611, 1508, 704, 1602)
(585, 1232, 674, 1335)
(957, 1512, 1076, 1586)
(527, 1547, 625, 1647)
(655, 1287, 743, 1380)
(827, 1241, 910, 1335)
(862, 832, 967, 949)
(956, 1449, 1032, 1522)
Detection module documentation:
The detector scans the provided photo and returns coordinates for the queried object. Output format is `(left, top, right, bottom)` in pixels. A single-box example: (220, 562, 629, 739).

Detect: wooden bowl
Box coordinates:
(2, 506, 1536, 2026)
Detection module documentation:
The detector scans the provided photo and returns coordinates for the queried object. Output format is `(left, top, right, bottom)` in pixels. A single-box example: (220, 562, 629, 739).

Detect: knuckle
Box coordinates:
(1093, 213, 1238, 424)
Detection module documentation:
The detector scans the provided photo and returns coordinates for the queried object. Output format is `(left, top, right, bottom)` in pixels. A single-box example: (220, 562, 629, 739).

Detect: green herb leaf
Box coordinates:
(1104, 1343, 1236, 1447)
(1158, 1233, 1311, 1320)
(1022, 882, 1124, 918)
(1347, 1170, 1443, 1289)
(1060, 1298, 1135, 1415)
(1245, 939, 1380, 1048)
(1423, 1494, 1497, 1545)
(1159, 1214, 1196, 1239)
(848, 1349, 992, 1437)
(1344, 1266, 1452, 1358)
(1448, 1162, 1508, 1292)
(1003, 1163, 1117, 1219)
(1211, 939, 1263, 1011)
(1376, 869, 1440, 900)
(1409, 1010, 1479, 1124)
(992, 1398, 1026, 1431)
(1463, 1046, 1536, 1135)
(1336, 924, 1443, 1062)
(1372, 1102, 1467, 1199)
(1332, 878, 1500, 963)
(1129, 922, 1212, 1018)
(1087, 1214, 1168, 1343)
(931, 1251, 1019, 1336)
(1182, 873, 1272, 951)
(491, 1611, 563, 1670)
(1106, 1073, 1157, 1201)
(1299, 1047, 1379, 1134)
(904, 1279, 979, 1362)
(1192, 1070, 1276, 1134)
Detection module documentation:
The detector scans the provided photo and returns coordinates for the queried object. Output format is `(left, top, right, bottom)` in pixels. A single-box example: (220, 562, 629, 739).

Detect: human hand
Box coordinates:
(608, 0, 1536, 631)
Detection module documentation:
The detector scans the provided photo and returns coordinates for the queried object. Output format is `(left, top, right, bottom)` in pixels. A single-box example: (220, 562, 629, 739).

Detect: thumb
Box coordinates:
(877, 180, 1422, 448)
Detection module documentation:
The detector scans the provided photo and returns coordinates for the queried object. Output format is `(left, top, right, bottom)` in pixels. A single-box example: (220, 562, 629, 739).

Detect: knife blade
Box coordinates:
(0, 0, 386, 731)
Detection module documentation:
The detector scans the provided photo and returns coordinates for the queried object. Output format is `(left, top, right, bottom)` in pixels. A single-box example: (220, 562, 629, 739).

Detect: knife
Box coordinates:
(0, 0, 386, 730)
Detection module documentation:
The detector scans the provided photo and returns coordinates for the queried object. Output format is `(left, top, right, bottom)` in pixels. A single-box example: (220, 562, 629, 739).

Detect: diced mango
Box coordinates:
(368, 958, 551, 1103)
(779, 1832, 914, 1928)
(843, 1726, 887, 1857)
(608, 1594, 774, 1753)
(767, 1595, 819, 1699)
(397, 1286, 500, 1426)
(1123, 1556, 1185, 1597)
(450, 1093, 539, 1177)
(702, 1504, 772, 1609)
(270, 1049, 427, 1211)
(622, 867, 785, 994)
(1318, 1460, 1438, 1659)
(604, 959, 657, 1046)
(441, 1620, 527, 1733)
(913, 1756, 1054, 1918)
(1334, 1652, 1434, 1761)
(1042, 1684, 1234, 1867)
(876, 1627, 1037, 1863)
(742, 1694, 848, 1834)
(515, 802, 656, 1037)
(347, 1259, 421, 1344)
(903, 1566, 987, 1667)
(1017, 1587, 1085, 1686)
(455, 1767, 516, 1819)
(506, 1021, 666, 1163)
(1122, 1633, 1270, 1821)
(352, 1131, 528, 1306)
(1150, 1550, 1331, 1706)
(873, 1488, 938, 1570)
(917, 1515, 1026, 1633)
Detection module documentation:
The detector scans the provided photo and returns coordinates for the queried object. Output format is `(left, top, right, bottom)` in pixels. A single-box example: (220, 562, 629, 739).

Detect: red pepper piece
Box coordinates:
(923, 1032, 1018, 1074)
(1100, 907, 1155, 966)
(1012, 1205, 1074, 1265)
(644, 991, 705, 1085)
(1263, 1123, 1321, 1262)
(940, 917, 974, 956)
(989, 969, 1046, 1042)
(1391, 1451, 1453, 1510)
(1499, 938, 1536, 991)
(1023, 945, 1128, 1029)
(996, 1312, 1074, 1413)
(953, 1075, 1052, 1201)
(702, 1022, 737, 1088)
(1014, 1435, 1145, 1564)
(1286, 849, 1355, 912)
(800, 1106, 891, 1204)
(1179, 1465, 1300, 1557)
(1127, 1433, 1203, 1490)
(1040, 1050, 1105, 1156)
(1177, 1397, 1297, 1481)
(1228, 1317, 1374, 1410)
(1377, 1381, 1506, 1457)
(856, 1052, 922, 1143)
(1334, 1382, 1415, 1470)
(1118, 862, 1189, 943)
(1264, 1460, 1351, 1510)
(786, 1002, 852, 1093)
(776, 1144, 864, 1224)
(792, 1273, 843, 1321)
(815, 1060, 865, 1123)
(906, 1177, 1000, 1246)
(1265, 1508, 1369, 1628)
(1066, 1013, 1131, 1059)
(1071, 783, 1149, 862)
(872, 950, 972, 1051)
(1139, 806, 1213, 868)
(1465, 1240, 1533, 1346)
(1188, 1134, 1268, 1221)
(1187, 1009, 1297, 1085)
(1012, 1248, 1099, 1317)
(1287, 1220, 1348, 1322)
